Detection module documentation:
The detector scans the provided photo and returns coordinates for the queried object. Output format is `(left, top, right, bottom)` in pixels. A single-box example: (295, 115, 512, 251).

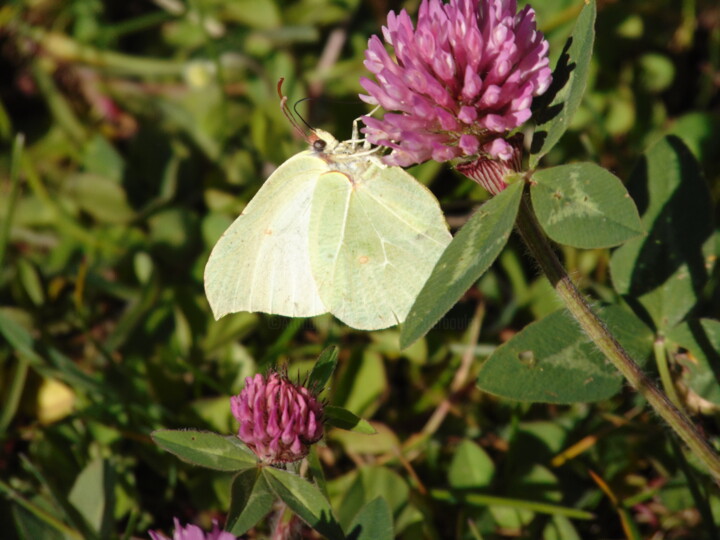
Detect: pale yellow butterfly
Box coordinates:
(204, 86, 451, 330)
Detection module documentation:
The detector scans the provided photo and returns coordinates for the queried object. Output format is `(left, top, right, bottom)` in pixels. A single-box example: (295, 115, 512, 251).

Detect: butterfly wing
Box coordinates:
(204, 152, 328, 319)
(309, 164, 452, 330)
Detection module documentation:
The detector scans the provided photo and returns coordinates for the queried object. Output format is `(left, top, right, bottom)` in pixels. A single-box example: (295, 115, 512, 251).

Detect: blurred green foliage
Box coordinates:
(0, 0, 719, 538)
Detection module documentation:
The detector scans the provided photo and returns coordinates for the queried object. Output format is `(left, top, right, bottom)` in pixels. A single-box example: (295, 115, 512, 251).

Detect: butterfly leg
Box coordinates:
(350, 116, 363, 152)
(348, 106, 382, 151)
(359, 106, 382, 151)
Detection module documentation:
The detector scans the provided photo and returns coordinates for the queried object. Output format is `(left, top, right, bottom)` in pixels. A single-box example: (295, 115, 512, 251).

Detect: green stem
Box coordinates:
(515, 191, 720, 482)
(653, 336, 682, 409)
(25, 27, 185, 77)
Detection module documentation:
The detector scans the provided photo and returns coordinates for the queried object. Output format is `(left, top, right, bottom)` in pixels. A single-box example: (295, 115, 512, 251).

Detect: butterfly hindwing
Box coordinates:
(309, 163, 452, 330)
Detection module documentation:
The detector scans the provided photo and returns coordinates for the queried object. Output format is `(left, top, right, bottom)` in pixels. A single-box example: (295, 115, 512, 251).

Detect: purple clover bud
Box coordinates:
(230, 372, 324, 464)
(455, 132, 524, 194)
(149, 518, 236, 540)
(360, 0, 552, 193)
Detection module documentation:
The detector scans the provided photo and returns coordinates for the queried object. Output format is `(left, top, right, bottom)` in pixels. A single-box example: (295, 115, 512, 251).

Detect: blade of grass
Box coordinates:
(0, 133, 24, 268)
(259, 317, 308, 368)
(0, 479, 83, 540)
(430, 489, 594, 520)
(30, 63, 86, 145)
(588, 470, 642, 540)
(0, 356, 29, 435)
(0, 97, 11, 139)
(119, 508, 140, 540)
(102, 11, 175, 40)
(0, 136, 31, 435)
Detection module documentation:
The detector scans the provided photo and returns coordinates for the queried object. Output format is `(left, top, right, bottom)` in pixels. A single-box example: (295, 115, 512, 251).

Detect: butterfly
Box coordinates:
(204, 88, 451, 330)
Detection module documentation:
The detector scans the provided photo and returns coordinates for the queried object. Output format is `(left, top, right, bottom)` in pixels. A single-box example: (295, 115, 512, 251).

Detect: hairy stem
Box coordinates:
(515, 191, 720, 482)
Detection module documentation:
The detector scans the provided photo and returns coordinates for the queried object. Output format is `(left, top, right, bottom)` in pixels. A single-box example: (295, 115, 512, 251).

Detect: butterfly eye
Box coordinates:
(313, 140, 327, 152)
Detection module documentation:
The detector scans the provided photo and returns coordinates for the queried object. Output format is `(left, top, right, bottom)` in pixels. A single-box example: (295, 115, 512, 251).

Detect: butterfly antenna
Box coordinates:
(292, 98, 315, 132)
(277, 78, 314, 141)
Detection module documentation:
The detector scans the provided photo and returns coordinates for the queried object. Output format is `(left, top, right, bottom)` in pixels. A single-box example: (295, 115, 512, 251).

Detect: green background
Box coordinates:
(1, 0, 719, 538)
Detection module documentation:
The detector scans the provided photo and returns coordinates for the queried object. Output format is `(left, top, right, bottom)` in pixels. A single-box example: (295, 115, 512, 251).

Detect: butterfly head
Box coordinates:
(310, 129, 340, 155)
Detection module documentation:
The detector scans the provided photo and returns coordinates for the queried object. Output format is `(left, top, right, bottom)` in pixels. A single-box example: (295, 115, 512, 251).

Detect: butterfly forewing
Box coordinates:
(204, 152, 328, 319)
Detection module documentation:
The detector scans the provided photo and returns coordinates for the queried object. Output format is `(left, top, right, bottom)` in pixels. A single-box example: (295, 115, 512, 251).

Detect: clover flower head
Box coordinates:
(231, 372, 324, 463)
(149, 518, 235, 540)
(360, 0, 552, 179)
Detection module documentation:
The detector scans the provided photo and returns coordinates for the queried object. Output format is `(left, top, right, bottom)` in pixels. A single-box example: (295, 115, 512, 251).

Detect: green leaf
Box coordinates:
(333, 350, 387, 419)
(514, 421, 568, 457)
(63, 173, 135, 224)
(324, 406, 376, 434)
(346, 497, 394, 540)
(530, 0, 596, 167)
(307, 446, 330, 499)
(151, 430, 258, 471)
(226, 469, 275, 536)
(308, 346, 338, 391)
(666, 112, 720, 172)
(666, 319, 720, 407)
(476, 306, 654, 403)
(400, 181, 523, 348)
(82, 135, 125, 182)
(223, 0, 281, 29)
(609, 136, 715, 331)
(488, 464, 561, 528)
(531, 163, 644, 248)
(17, 258, 45, 306)
(329, 423, 399, 456)
(544, 516, 582, 540)
(68, 459, 114, 538)
(336, 466, 412, 533)
(448, 439, 495, 489)
(263, 467, 345, 540)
